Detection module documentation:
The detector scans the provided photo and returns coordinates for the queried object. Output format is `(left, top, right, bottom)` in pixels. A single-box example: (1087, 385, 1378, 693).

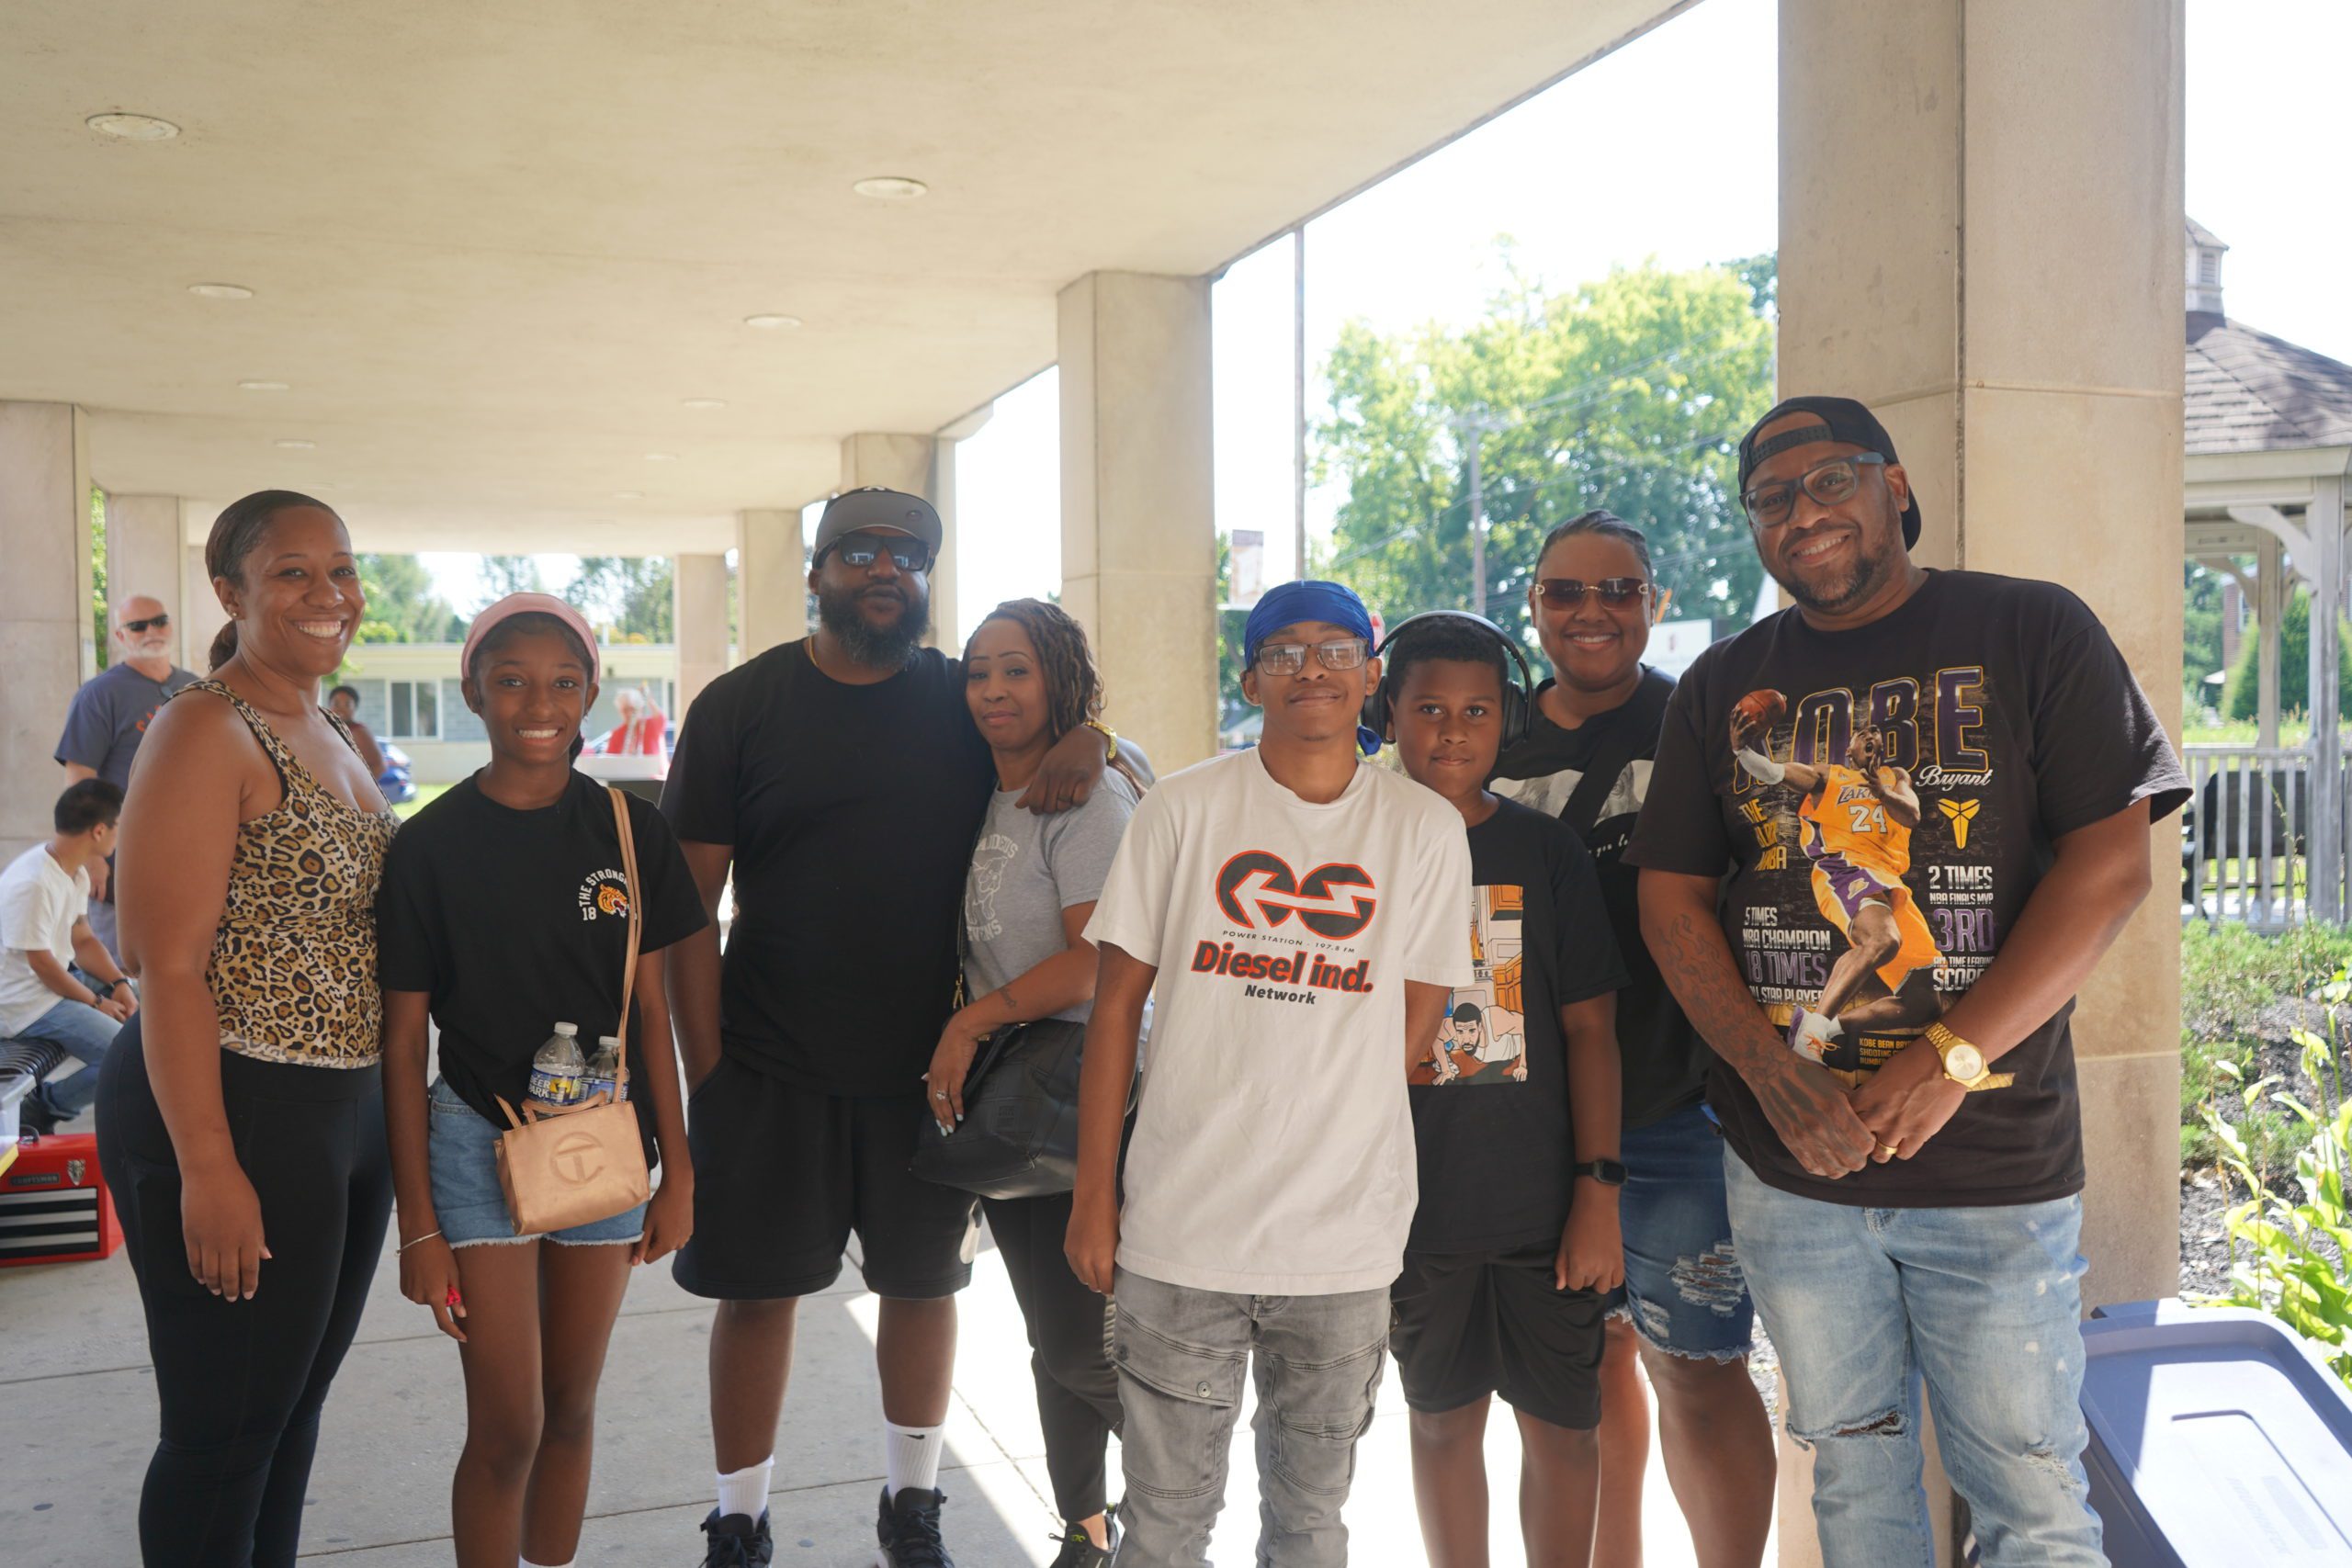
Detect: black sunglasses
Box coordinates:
(1536, 578, 1650, 609)
(820, 531, 932, 573)
(120, 615, 171, 634)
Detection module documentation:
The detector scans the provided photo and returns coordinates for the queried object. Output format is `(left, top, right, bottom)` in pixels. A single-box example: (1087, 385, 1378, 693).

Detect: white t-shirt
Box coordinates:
(1085, 748, 1473, 1294)
(0, 846, 92, 1036)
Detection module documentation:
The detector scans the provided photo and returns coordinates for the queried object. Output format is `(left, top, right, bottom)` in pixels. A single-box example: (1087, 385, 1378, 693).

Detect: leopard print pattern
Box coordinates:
(182, 680, 400, 1066)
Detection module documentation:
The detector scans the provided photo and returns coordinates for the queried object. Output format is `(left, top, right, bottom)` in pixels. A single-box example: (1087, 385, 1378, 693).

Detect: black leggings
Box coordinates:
(95, 1020, 393, 1567)
(981, 1190, 1124, 1521)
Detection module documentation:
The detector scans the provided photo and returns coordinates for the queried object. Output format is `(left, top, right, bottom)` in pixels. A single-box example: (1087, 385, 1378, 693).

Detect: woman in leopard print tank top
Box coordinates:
(98, 491, 401, 1568)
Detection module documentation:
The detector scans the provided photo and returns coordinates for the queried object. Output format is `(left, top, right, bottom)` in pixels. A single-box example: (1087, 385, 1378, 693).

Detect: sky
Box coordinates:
(424, 0, 2348, 650)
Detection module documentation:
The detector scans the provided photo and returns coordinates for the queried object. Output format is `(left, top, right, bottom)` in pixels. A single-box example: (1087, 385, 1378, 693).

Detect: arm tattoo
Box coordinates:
(1653, 908, 1836, 1135)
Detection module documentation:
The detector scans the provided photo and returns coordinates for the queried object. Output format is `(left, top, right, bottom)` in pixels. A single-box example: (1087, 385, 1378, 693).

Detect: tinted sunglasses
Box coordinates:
(1253, 637, 1369, 677)
(120, 615, 171, 634)
(822, 531, 933, 573)
(1536, 578, 1651, 610)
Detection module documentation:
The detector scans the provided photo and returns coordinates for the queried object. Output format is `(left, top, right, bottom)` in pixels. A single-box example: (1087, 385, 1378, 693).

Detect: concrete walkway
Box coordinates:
(4, 1216, 1761, 1565)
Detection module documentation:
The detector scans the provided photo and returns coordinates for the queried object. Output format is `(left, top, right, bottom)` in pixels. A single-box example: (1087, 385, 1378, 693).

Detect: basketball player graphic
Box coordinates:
(1731, 699, 1944, 1066)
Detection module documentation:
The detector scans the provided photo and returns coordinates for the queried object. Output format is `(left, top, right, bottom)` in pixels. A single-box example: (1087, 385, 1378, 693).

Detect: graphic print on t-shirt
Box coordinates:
(1187, 850, 1380, 1003)
(964, 833, 1018, 943)
(576, 867, 630, 922)
(1410, 883, 1528, 1087)
(1730, 671, 1995, 1080)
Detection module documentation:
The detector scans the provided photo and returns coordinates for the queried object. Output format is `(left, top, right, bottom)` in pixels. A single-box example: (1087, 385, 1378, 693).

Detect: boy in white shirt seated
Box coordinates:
(0, 779, 134, 1129)
(1067, 581, 1473, 1568)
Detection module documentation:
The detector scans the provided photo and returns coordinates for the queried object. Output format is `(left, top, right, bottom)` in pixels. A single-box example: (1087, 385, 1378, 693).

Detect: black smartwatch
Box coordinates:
(1569, 1158, 1628, 1187)
(87, 978, 117, 1001)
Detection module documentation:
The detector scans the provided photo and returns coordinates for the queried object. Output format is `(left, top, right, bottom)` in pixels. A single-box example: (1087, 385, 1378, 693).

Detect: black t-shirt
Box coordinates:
(660, 640, 993, 1093)
(1624, 571, 2188, 1207)
(377, 773, 709, 1162)
(1407, 796, 1627, 1253)
(1492, 666, 1705, 1129)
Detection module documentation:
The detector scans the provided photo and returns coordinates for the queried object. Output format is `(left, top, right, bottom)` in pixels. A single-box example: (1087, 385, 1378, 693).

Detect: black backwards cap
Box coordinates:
(813, 487, 944, 563)
(1736, 396, 1922, 548)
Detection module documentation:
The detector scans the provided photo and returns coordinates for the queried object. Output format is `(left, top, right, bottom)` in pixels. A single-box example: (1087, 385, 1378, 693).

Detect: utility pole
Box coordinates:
(1466, 425, 1485, 615)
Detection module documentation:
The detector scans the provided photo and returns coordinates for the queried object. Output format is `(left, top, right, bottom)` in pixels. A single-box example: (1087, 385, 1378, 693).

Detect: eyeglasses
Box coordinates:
(1536, 578, 1651, 610)
(821, 532, 933, 573)
(1739, 454, 1887, 529)
(120, 615, 171, 634)
(1253, 637, 1369, 677)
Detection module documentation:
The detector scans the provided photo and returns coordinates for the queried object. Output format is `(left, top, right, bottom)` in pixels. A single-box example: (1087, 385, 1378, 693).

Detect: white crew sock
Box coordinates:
(716, 1454, 775, 1521)
(884, 1420, 945, 1497)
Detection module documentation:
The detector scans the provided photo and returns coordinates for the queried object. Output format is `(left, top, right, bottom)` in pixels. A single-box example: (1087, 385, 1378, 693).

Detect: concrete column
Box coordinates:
(2257, 531, 2282, 749)
(673, 553, 729, 716)
(103, 494, 184, 660)
(0, 402, 94, 863)
(1780, 3, 2181, 1561)
(184, 543, 213, 672)
(736, 509, 807, 660)
(839, 433, 953, 649)
(1058, 271, 1218, 772)
(2309, 474, 2346, 919)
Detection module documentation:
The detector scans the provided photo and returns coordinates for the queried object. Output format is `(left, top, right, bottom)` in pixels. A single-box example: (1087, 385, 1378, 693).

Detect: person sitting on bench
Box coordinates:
(0, 779, 134, 1129)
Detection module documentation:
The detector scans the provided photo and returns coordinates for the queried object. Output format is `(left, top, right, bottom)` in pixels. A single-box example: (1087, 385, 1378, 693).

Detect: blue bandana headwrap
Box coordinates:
(1242, 580, 1384, 755)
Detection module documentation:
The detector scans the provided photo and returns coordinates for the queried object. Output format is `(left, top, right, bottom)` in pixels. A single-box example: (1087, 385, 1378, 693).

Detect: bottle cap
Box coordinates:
(554, 1022, 578, 1035)
(597, 1036, 621, 1047)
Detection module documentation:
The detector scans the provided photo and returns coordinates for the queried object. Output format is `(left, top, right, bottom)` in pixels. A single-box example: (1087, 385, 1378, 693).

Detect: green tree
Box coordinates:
(565, 556, 674, 642)
(2184, 560, 2225, 694)
(90, 486, 109, 669)
(2222, 585, 2352, 722)
(1314, 254, 1776, 640)
(479, 555, 543, 606)
(352, 554, 464, 644)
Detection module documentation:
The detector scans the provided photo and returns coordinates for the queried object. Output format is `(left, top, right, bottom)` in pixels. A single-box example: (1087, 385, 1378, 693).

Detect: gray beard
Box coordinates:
(817, 583, 931, 669)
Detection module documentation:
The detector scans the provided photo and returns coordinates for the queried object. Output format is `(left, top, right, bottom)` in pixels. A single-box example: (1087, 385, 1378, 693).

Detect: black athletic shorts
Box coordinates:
(1388, 1239, 1608, 1430)
(670, 1055, 979, 1301)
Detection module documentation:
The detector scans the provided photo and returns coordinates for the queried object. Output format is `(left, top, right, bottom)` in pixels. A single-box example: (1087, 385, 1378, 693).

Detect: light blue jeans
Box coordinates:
(1724, 1150, 2102, 1567)
(1109, 1268, 1389, 1568)
(14, 986, 122, 1117)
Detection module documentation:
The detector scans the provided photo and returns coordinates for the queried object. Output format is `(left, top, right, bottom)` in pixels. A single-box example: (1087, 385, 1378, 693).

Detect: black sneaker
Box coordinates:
(874, 1484, 953, 1568)
(1047, 1508, 1117, 1568)
(697, 1506, 775, 1567)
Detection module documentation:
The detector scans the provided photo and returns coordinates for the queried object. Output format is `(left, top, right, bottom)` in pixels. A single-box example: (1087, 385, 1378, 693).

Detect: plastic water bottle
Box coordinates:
(586, 1035, 626, 1104)
(526, 1023, 587, 1110)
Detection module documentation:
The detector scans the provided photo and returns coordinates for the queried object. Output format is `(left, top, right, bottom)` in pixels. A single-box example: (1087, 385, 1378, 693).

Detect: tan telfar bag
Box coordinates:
(492, 786, 651, 1235)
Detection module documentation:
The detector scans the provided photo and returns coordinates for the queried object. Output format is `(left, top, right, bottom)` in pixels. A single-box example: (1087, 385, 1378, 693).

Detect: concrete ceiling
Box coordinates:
(4, 0, 1676, 554)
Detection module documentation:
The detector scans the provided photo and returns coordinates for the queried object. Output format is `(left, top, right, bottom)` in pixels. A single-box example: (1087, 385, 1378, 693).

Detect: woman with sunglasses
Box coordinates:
(1491, 512, 1775, 1568)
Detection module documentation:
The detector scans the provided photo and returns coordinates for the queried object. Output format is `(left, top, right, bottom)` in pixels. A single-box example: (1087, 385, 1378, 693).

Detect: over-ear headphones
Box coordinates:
(1362, 610, 1537, 752)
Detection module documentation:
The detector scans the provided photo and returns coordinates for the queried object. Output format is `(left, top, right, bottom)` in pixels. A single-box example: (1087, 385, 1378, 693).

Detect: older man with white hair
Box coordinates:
(54, 593, 197, 958)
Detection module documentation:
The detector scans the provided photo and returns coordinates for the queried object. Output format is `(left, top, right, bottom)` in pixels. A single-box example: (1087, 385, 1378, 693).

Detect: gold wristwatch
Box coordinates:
(1926, 1021, 2013, 1091)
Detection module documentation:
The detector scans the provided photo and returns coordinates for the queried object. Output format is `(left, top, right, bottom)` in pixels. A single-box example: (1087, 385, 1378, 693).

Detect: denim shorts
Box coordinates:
(1608, 1102, 1755, 1360)
(427, 1077, 646, 1247)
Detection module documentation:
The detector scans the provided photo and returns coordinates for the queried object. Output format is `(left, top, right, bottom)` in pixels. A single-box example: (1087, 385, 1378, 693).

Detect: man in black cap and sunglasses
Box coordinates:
(1625, 398, 2187, 1565)
(660, 489, 1115, 1568)
(55, 592, 197, 960)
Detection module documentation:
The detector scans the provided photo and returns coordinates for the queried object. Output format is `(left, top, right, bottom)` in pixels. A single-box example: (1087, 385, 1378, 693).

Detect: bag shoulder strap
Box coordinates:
(607, 786, 644, 1091)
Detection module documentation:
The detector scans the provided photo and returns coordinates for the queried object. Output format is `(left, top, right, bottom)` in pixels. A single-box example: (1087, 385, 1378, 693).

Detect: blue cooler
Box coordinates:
(2079, 1300, 2352, 1565)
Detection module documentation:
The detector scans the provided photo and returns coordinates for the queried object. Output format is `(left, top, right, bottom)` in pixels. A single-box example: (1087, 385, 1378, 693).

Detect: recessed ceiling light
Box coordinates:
(188, 282, 254, 300)
(87, 112, 179, 141)
(741, 313, 801, 330)
(682, 398, 728, 410)
(644, 452, 677, 463)
(273, 438, 314, 450)
(613, 491, 643, 501)
(238, 379, 289, 392)
(853, 175, 929, 200)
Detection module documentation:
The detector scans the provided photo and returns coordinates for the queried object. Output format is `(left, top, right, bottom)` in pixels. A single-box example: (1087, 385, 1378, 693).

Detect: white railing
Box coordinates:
(2182, 744, 2317, 929)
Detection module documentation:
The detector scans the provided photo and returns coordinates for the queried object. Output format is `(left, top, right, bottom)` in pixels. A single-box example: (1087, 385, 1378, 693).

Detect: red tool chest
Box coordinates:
(0, 1131, 123, 1268)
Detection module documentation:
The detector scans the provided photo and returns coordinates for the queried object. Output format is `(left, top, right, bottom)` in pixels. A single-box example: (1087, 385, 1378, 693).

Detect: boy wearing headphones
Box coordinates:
(1377, 613, 1629, 1568)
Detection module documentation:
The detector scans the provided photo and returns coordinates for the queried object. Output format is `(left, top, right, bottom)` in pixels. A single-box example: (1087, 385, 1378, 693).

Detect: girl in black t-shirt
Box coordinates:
(377, 596, 706, 1568)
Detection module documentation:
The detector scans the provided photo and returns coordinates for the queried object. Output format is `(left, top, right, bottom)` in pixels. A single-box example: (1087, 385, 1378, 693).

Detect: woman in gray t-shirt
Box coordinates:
(924, 599, 1143, 1568)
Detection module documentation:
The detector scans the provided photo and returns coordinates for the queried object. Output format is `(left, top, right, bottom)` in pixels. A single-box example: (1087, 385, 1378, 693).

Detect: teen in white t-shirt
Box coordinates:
(1068, 581, 1470, 1568)
(0, 779, 134, 1124)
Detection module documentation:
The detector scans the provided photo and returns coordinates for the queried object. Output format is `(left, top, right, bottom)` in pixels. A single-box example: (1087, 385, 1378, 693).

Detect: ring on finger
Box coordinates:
(1875, 1140, 1902, 1158)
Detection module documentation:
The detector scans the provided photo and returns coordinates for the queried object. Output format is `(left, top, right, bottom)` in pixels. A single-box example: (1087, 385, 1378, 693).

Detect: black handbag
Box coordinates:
(910, 1015, 1091, 1200)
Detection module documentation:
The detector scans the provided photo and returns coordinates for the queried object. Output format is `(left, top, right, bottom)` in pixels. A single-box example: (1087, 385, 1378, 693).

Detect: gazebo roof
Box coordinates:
(2187, 312, 2352, 457)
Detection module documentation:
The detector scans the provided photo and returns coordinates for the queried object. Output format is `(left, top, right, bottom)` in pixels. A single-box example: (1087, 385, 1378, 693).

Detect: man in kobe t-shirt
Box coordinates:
(1628, 396, 2187, 1566)
(659, 489, 1111, 1567)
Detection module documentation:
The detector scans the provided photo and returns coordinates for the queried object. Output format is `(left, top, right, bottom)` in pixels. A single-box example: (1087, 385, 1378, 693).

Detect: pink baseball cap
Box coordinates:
(459, 592, 601, 684)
